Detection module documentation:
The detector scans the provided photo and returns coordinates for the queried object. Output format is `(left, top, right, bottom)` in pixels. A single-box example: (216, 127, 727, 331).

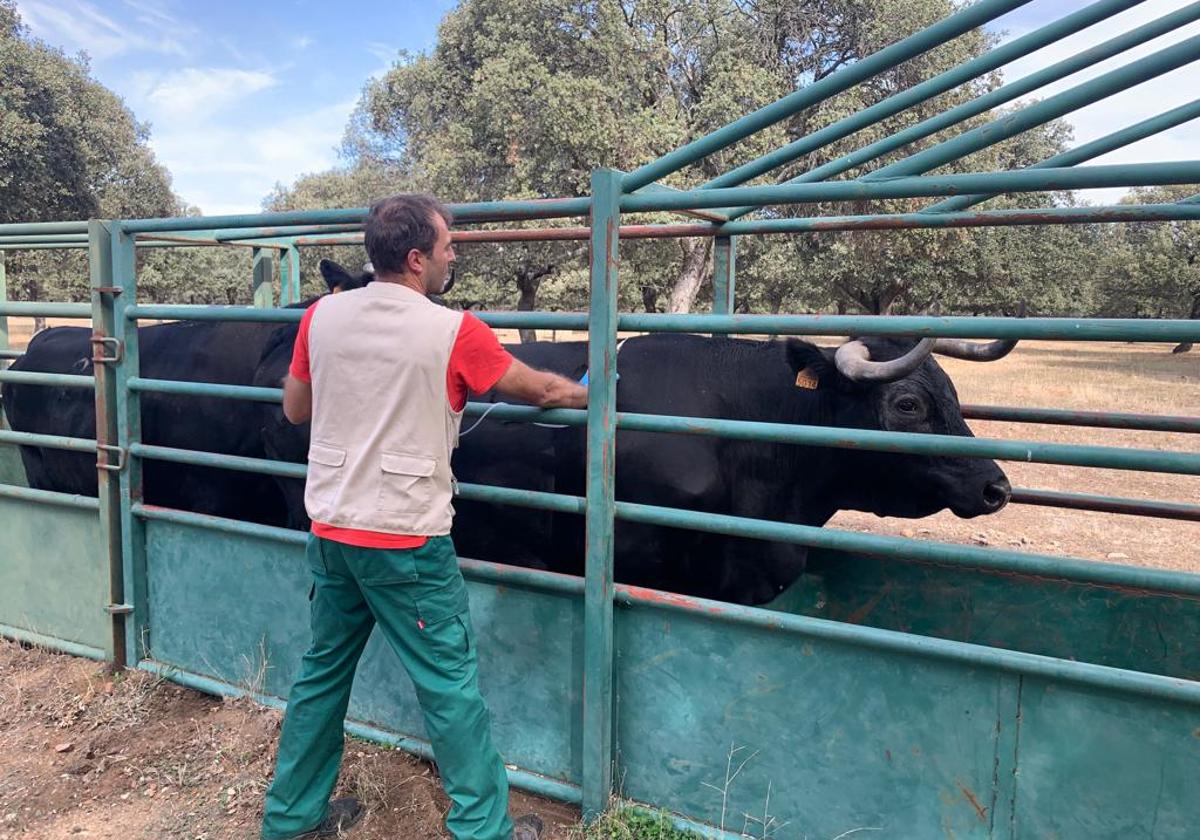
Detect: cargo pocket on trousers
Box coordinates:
(378, 452, 437, 514)
(416, 580, 472, 668)
(307, 443, 347, 503)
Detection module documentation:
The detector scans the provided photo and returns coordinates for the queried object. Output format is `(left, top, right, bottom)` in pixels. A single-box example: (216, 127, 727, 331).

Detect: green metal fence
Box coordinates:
(3, 0, 1200, 835)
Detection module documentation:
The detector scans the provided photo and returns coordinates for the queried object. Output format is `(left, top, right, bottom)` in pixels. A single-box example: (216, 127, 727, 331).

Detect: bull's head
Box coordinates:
(789, 332, 1015, 520)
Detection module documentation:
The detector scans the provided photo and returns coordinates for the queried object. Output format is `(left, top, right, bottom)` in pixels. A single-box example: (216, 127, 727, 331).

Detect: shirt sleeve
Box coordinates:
(288, 300, 321, 383)
(446, 312, 515, 411)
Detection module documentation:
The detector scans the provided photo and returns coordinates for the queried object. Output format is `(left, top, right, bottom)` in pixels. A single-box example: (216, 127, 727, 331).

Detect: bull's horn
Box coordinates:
(834, 338, 935, 382)
(930, 301, 1026, 362)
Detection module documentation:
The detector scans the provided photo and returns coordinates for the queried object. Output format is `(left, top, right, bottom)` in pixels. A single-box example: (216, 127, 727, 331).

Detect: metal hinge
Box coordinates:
(105, 603, 133, 615)
(96, 444, 126, 473)
(90, 336, 123, 364)
(93, 287, 123, 296)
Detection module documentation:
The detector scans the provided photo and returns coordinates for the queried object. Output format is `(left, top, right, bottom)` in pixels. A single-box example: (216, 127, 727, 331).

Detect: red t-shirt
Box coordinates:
(289, 299, 514, 549)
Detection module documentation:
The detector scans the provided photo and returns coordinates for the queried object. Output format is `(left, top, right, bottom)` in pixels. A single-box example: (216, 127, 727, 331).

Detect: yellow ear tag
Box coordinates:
(795, 367, 819, 390)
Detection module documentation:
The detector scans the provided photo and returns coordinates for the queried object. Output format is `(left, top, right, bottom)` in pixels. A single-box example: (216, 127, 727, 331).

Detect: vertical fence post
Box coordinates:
(282, 245, 302, 304)
(91, 222, 148, 665)
(712, 235, 737, 315)
(252, 247, 276, 308)
(0, 253, 8, 358)
(89, 222, 124, 664)
(583, 168, 621, 819)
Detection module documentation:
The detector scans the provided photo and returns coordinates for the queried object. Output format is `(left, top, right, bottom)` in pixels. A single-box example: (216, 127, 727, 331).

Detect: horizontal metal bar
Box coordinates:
(0, 370, 95, 389)
(615, 585, 1200, 706)
(869, 30, 1200, 181)
(704, 0, 1142, 190)
(0, 623, 108, 662)
(924, 96, 1200, 213)
(0, 243, 89, 251)
(114, 306, 1200, 341)
(131, 444, 305, 478)
(0, 483, 100, 511)
(614, 313, 1200, 342)
(455, 482, 1200, 598)
(134, 503, 306, 544)
(137, 659, 583, 803)
(1010, 488, 1200, 522)
(0, 349, 23, 359)
(722, 0, 1200, 220)
(717, 203, 1200, 234)
(0, 429, 95, 452)
(119, 197, 593, 235)
(128, 378, 282, 403)
(0, 302, 92, 318)
(961, 404, 1200, 433)
(274, 203, 1200, 246)
(125, 305, 302, 323)
(0, 221, 89, 236)
(466, 403, 1200, 475)
(133, 503, 587, 600)
(620, 0, 1032, 192)
(0, 234, 88, 244)
(623, 163, 1200, 213)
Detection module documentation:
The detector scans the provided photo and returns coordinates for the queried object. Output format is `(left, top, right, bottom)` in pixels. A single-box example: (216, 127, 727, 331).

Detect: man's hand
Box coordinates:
(493, 358, 587, 409)
(282, 375, 313, 424)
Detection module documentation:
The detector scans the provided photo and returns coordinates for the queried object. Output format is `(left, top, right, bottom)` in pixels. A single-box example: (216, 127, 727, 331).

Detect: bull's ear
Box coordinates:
(318, 259, 355, 293)
(784, 338, 838, 391)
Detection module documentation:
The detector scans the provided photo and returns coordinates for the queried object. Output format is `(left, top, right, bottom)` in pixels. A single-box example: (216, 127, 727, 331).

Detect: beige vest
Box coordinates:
(304, 282, 465, 535)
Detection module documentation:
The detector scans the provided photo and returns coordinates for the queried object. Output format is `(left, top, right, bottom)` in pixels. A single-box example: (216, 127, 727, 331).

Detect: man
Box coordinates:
(261, 194, 587, 840)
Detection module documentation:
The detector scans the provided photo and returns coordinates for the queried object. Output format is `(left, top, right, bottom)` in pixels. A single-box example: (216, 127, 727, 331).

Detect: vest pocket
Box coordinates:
(378, 451, 437, 513)
(307, 443, 346, 503)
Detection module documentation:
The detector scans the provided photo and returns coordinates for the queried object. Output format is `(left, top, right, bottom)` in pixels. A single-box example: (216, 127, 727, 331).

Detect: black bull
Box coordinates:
(4, 317, 1012, 608)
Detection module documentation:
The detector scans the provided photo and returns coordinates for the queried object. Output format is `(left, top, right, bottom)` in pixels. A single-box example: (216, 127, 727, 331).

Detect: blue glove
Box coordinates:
(579, 371, 589, 386)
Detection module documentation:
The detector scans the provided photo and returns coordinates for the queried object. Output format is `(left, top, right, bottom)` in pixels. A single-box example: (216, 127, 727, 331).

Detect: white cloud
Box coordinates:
(143, 67, 278, 121)
(15, 0, 191, 59)
(293, 35, 314, 50)
(994, 0, 1200, 204)
(148, 99, 358, 214)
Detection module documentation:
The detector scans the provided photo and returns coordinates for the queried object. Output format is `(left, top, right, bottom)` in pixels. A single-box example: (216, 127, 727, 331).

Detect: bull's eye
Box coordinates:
(895, 396, 921, 415)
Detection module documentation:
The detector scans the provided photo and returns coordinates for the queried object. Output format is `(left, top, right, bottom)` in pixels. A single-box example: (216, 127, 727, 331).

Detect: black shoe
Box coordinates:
(286, 797, 365, 838)
(513, 813, 545, 840)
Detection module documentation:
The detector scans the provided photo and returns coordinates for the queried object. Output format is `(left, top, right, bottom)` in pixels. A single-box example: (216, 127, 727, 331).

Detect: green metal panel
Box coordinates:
(615, 599, 1015, 837)
(767, 551, 1200, 681)
(1012, 679, 1200, 838)
(583, 167, 623, 818)
(142, 519, 585, 786)
(0, 496, 108, 652)
(251, 247, 276, 308)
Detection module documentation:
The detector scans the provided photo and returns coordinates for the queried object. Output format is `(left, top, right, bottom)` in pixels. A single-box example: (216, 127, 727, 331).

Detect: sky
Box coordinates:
(12, 0, 1200, 215)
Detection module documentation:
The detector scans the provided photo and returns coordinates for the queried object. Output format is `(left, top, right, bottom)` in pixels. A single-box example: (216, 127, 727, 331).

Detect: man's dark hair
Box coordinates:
(364, 194, 453, 275)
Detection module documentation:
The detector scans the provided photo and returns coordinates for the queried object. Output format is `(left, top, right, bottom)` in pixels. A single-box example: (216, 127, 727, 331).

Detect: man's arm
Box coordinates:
(492, 358, 587, 409)
(282, 375, 313, 424)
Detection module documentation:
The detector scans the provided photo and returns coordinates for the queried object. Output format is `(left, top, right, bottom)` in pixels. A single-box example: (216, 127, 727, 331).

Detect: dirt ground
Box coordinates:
(0, 640, 581, 840)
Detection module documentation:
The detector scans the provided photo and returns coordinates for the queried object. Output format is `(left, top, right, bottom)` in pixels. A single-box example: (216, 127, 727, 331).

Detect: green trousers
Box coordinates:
(262, 534, 514, 840)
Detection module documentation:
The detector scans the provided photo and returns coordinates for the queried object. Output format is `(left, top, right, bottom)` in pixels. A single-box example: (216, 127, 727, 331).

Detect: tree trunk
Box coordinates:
(1172, 290, 1200, 354)
(666, 238, 714, 314)
(640, 285, 659, 313)
(515, 265, 553, 343)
